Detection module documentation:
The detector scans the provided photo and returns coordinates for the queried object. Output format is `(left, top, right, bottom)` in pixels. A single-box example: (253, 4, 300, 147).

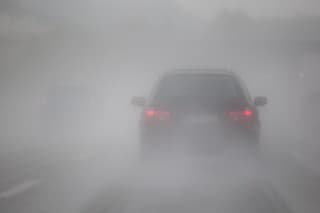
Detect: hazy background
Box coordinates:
(0, 0, 319, 170)
(0, 1, 320, 212)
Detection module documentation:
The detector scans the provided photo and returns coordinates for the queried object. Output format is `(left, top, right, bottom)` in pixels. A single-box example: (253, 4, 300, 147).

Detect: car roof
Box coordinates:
(164, 69, 235, 77)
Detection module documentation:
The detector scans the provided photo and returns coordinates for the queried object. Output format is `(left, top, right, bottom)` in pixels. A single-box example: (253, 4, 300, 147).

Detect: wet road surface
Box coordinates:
(0, 145, 299, 213)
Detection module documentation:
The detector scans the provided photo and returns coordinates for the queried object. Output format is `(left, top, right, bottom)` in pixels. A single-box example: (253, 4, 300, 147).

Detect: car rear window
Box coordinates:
(154, 74, 242, 101)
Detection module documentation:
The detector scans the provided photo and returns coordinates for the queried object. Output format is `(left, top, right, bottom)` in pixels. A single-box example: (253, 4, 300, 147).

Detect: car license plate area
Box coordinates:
(171, 114, 223, 147)
(180, 114, 219, 125)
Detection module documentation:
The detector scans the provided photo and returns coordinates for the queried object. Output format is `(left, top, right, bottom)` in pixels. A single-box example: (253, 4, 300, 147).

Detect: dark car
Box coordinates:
(132, 69, 267, 156)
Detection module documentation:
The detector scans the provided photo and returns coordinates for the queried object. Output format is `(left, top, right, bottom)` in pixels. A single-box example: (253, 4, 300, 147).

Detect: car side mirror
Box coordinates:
(131, 96, 146, 107)
(254, 96, 267, 106)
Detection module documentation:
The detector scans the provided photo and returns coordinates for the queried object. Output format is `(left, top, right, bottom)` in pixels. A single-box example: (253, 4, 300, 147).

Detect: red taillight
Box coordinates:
(146, 110, 156, 117)
(243, 109, 253, 117)
(228, 108, 254, 121)
(144, 109, 170, 123)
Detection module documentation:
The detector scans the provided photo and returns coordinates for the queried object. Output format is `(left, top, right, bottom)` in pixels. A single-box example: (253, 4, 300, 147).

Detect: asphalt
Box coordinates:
(0, 136, 318, 213)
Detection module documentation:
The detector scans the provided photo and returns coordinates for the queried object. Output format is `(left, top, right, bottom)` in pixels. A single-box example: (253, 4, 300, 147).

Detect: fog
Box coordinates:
(0, 1, 319, 213)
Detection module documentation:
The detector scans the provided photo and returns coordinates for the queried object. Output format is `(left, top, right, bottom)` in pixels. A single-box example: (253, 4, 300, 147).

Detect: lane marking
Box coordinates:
(0, 179, 41, 199)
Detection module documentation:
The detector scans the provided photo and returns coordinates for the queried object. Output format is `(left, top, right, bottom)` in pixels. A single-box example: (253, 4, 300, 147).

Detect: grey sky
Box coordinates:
(176, 0, 320, 18)
(14, 0, 320, 24)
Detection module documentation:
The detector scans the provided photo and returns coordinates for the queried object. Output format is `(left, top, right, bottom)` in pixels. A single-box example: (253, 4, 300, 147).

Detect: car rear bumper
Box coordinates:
(140, 124, 260, 152)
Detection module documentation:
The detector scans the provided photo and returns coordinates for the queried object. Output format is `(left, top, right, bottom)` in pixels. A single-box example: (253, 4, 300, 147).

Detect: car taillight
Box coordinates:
(243, 109, 253, 117)
(227, 108, 254, 122)
(144, 109, 170, 123)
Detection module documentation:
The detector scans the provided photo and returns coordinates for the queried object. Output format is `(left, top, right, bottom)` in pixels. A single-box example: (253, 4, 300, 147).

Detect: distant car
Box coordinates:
(41, 84, 97, 142)
(132, 69, 267, 156)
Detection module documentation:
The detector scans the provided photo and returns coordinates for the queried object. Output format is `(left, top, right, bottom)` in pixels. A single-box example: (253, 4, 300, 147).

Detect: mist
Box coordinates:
(0, 1, 319, 213)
